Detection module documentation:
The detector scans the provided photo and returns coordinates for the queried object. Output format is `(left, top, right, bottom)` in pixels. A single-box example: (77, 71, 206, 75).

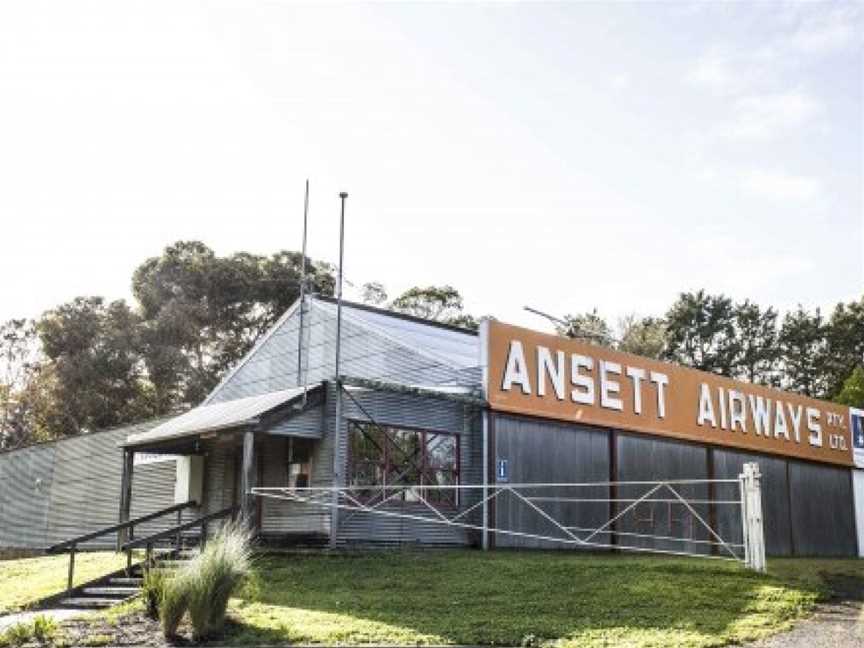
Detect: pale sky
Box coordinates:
(0, 1, 861, 332)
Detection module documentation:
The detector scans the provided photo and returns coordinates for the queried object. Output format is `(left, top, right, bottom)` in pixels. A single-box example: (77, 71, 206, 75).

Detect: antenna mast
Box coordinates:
(297, 179, 310, 404)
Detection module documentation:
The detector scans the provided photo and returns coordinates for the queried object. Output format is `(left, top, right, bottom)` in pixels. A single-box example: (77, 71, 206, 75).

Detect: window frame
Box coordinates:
(347, 419, 461, 509)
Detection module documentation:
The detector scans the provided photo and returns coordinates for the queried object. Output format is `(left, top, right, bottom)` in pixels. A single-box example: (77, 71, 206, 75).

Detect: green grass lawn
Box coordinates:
(0, 552, 130, 613)
(220, 551, 861, 648)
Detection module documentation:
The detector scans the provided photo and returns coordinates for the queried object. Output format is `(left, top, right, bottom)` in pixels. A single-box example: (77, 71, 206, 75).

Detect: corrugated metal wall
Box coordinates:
(788, 461, 857, 556)
(491, 414, 858, 558)
(713, 449, 792, 556)
(0, 418, 182, 550)
(329, 384, 481, 546)
(492, 414, 610, 549)
(209, 300, 478, 404)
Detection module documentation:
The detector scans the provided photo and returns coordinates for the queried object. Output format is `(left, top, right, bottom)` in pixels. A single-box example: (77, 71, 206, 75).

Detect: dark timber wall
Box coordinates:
(491, 413, 858, 558)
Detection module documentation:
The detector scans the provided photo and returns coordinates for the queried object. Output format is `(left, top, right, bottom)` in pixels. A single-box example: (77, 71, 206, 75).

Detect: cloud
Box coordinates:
(719, 90, 822, 141)
(786, 5, 862, 55)
(687, 49, 748, 96)
(741, 169, 823, 202)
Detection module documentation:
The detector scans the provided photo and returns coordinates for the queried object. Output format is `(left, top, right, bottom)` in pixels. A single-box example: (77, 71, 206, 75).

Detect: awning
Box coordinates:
(125, 385, 319, 447)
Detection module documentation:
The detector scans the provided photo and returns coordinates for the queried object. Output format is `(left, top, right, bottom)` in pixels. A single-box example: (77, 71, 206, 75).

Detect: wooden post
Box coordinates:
(241, 430, 257, 531)
(740, 462, 766, 572)
(117, 449, 134, 551)
(67, 543, 76, 595)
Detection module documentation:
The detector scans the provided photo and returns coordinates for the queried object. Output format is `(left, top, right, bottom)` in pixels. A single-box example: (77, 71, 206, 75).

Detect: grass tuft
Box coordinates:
(158, 521, 253, 640)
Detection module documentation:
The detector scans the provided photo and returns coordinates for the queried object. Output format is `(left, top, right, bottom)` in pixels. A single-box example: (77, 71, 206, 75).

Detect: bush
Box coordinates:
(1, 622, 33, 647)
(160, 573, 190, 638)
(141, 569, 169, 620)
(31, 615, 57, 643)
(158, 522, 253, 640)
(186, 522, 253, 639)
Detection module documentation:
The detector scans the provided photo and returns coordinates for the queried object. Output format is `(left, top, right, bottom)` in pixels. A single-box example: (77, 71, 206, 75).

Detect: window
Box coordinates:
(287, 437, 314, 489)
(348, 422, 459, 507)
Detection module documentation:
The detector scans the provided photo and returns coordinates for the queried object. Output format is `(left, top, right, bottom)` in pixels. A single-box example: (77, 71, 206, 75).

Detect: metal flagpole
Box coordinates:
(330, 191, 347, 548)
(297, 179, 310, 405)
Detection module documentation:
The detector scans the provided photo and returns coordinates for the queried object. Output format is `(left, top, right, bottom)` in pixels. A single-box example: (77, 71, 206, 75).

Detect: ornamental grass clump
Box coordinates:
(158, 521, 253, 640)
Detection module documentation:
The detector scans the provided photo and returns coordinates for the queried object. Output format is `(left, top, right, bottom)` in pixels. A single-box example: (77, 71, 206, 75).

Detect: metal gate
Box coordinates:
(253, 462, 766, 571)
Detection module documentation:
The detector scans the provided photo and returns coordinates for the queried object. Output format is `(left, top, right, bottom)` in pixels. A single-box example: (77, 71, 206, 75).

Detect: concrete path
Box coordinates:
(0, 608, 88, 632)
(744, 599, 863, 647)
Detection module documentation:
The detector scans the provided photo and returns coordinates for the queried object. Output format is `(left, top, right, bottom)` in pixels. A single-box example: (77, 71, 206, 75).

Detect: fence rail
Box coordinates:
(253, 462, 766, 571)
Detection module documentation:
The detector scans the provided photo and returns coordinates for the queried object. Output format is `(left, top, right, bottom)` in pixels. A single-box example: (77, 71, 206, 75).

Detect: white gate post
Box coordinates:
(740, 462, 766, 572)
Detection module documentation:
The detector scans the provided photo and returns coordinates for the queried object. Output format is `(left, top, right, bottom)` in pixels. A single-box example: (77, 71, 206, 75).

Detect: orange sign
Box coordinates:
(484, 321, 853, 467)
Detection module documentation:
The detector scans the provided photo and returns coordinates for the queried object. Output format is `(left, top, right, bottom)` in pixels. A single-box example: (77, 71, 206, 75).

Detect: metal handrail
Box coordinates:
(46, 500, 198, 596)
(121, 506, 237, 550)
(46, 501, 197, 553)
(122, 505, 237, 574)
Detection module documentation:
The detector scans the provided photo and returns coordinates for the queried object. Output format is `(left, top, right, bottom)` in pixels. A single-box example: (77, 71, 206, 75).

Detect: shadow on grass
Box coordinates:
(218, 550, 826, 647)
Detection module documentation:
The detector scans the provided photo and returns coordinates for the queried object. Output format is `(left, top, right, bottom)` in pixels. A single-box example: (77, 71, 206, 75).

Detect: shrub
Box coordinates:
(31, 615, 57, 643)
(141, 568, 169, 620)
(185, 522, 253, 640)
(160, 572, 190, 639)
(1, 621, 33, 647)
(157, 522, 253, 640)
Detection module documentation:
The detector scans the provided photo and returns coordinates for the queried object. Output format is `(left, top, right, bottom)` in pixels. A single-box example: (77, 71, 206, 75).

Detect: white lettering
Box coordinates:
(650, 371, 669, 418)
(787, 403, 803, 443)
(600, 361, 623, 411)
(806, 407, 822, 447)
(697, 383, 717, 427)
(626, 366, 646, 414)
(748, 395, 772, 437)
(502, 340, 531, 394)
(537, 346, 565, 400)
(570, 354, 595, 405)
(774, 403, 790, 440)
(718, 387, 728, 429)
(729, 390, 747, 433)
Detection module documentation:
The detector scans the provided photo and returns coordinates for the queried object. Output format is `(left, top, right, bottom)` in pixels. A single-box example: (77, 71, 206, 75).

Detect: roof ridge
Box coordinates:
(312, 298, 478, 373)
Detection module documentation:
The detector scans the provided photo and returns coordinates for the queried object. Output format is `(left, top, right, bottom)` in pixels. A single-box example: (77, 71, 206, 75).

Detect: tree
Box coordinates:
(361, 282, 388, 306)
(835, 366, 864, 408)
(822, 298, 864, 399)
(733, 300, 779, 386)
(617, 315, 665, 358)
(389, 285, 478, 330)
(778, 306, 827, 398)
(133, 241, 335, 410)
(0, 319, 41, 449)
(36, 297, 151, 436)
(556, 310, 614, 346)
(663, 290, 739, 376)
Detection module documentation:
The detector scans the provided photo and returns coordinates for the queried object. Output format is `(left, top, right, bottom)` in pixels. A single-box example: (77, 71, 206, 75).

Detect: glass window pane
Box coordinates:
(426, 434, 457, 468)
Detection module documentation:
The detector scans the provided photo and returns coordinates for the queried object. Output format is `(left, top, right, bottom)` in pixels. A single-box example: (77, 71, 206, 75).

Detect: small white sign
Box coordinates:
(134, 452, 180, 466)
(851, 408, 864, 469)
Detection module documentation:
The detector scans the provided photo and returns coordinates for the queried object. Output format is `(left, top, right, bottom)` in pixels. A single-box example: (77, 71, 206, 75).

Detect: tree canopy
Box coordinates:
(0, 242, 861, 450)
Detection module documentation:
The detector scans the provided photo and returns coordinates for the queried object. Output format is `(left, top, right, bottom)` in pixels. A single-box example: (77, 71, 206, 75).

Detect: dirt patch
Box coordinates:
(57, 612, 246, 648)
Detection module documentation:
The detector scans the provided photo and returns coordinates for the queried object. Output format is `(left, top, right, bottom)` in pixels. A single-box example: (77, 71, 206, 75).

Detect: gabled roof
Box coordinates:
(313, 297, 480, 371)
(125, 385, 319, 447)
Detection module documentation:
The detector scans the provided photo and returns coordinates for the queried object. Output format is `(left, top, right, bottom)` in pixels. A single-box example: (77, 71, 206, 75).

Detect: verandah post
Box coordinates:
(117, 448, 134, 551)
(241, 429, 257, 531)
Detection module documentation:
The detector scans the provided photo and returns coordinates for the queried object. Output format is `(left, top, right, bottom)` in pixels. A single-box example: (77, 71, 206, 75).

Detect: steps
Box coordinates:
(57, 547, 195, 610)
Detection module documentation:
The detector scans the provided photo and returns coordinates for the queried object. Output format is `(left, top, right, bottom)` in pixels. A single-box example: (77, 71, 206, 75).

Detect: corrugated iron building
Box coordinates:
(1, 295, 862, 557)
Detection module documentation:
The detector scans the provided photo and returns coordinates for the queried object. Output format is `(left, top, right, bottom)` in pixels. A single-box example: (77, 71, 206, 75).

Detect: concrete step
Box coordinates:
(156, 560, 191, 569)
(81, 587, 139, 597)
(108, 577, 142, 586)
(58, 597, 118, 609)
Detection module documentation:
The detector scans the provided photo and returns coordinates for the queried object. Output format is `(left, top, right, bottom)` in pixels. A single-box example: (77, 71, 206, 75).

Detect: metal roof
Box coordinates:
(125, 385, 315, 447)
(314, 298, 480, 371)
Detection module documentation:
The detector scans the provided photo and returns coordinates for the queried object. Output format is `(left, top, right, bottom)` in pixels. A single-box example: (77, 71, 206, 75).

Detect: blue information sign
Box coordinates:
(496, 458, 509, 482)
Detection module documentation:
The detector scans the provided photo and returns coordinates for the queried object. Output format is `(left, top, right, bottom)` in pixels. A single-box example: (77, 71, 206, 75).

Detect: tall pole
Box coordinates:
(297, 179, 310, 404)
(330, 191, 347, 548)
